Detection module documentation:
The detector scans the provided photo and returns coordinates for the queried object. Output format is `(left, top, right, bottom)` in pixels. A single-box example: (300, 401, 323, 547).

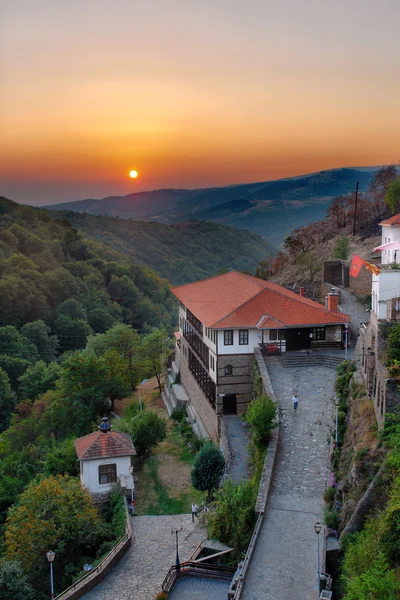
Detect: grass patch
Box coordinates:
(136, 456, 203, 515)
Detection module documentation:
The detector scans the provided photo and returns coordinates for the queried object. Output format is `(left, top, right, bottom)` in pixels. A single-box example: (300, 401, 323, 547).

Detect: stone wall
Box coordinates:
(217, 354, 253, 416)
(180, 338, 218, 441)
(349, 264, 372, 295)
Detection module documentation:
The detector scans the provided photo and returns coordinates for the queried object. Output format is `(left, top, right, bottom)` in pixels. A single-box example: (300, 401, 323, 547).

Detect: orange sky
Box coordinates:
(1, 0, 400, 205)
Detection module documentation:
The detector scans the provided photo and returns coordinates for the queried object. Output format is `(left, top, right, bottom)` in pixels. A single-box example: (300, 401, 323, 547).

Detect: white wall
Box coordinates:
(216, 328, 260, 355)
(372, 270, 400, 320)
(81, 455, 132, 494)
(381, 225, 400, 265)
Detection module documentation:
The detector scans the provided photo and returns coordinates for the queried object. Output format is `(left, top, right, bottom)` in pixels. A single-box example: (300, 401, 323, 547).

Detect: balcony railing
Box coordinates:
(184, 329, 209, 368)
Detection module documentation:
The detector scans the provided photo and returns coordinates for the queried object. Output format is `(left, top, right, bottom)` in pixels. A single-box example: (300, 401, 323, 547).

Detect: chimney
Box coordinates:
(299, 286, 304, 297)
(327, 291, 339, 312)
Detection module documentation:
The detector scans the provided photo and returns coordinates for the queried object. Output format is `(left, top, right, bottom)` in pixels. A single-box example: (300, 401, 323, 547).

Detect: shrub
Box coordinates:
(171, 406, 187, 423)
(191, 442, 225, 499)
(324, 486, 336, 507)
(324, 508, 340, 530)
(155, 592, 168, 600)
(244, 395, 277, 448)
(333, 235, 349, 260)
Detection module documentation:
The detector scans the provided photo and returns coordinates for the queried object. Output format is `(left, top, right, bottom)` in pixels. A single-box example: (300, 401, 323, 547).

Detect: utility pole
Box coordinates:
(352, 181, 359, 236)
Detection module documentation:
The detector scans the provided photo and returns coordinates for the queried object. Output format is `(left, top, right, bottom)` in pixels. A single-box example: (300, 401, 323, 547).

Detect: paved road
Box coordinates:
(223, 415, 251, 484)
(81, 514, 205, 600)
(242, 361, 335, 600)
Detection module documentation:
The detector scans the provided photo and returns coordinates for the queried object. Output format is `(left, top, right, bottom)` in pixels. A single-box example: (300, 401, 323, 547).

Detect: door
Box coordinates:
(285, 328, 312, 351)
(223, 394, 237, 415)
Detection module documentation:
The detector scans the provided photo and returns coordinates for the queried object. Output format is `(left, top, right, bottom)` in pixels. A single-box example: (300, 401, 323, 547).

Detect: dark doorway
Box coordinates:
(285, 328, 312, 351)
(223, 394, 237, 415)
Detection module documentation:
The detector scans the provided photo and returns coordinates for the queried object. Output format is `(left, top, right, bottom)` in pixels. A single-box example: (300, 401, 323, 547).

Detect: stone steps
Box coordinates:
(278, 354, 345, 369)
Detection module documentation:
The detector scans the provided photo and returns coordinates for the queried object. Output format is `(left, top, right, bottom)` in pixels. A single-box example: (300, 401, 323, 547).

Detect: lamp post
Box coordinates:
(314, 522, 322, 595)
(138, 379, 148, 411)
(344, 324, 348, 360)
(46, 550, 56, 600)
(171, 526, 182, 571)
(128, 465, 135, 515)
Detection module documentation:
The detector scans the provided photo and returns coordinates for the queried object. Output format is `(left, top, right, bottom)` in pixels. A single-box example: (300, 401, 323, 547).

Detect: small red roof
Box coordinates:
(172, 271, 350, 328)
(74, 430, 136, 461)
(380, 213, 400, 226)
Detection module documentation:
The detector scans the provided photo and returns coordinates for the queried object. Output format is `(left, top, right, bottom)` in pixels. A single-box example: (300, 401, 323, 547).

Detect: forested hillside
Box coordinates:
(52, 211, 272, 284)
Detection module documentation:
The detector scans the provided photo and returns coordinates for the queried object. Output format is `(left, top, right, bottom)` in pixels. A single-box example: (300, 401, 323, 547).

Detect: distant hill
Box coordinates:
(47, 167, 379, 246)
(53, 211, 272, 285)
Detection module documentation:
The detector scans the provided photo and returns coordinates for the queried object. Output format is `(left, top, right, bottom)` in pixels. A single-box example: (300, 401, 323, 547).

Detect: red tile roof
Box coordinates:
(172, 271, 350, 328)
(74, 430, 136, 461)
(380, 213, 400, 226)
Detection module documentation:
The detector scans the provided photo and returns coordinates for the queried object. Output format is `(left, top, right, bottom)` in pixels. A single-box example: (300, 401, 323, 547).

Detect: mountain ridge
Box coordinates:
(45, 166, 382, 246)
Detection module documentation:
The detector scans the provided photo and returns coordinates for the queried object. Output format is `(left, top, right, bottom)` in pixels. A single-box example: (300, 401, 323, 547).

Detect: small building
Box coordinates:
(74, 418, 136, 496)
(169, 271, 350, 440)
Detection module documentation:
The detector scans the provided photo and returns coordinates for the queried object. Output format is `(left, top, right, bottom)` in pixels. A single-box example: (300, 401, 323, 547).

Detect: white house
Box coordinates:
(170, 271, 351, 440)
(74, 418, 136, 496)
(372, 213, 400, 319)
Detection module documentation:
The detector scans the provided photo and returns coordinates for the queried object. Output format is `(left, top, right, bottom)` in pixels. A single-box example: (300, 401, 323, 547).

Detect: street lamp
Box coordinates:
(138, 379, 148, 411)
(344, 324, 349, 360)
(128, 465, 135, 515)
(314, 522, 322, 595)
(171, 526, 182, 571)
(46, 550, 56, 600)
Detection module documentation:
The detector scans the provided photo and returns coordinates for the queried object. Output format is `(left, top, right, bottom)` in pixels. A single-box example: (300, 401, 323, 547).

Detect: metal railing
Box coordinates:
(162, 561, 235, 593)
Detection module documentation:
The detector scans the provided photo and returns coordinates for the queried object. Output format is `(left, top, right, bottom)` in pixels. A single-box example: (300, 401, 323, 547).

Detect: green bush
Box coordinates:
(171, 406, 187, 423)
(333, 235, 349, 260)
(323, 486, 336, 507)
(324, 508, 339, 530)
(191, 442, 225, 499)
(244, 395, 277, 448)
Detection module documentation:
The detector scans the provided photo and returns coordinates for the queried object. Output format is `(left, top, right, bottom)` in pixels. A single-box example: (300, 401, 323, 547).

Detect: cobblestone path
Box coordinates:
(81, 514, 205, 600)
(242, 361, 335, 600)
(223, 415, 251, 484)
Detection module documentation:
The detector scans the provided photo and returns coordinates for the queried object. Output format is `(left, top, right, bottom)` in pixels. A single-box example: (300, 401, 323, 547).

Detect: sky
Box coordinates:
(1, 0, 400, 206)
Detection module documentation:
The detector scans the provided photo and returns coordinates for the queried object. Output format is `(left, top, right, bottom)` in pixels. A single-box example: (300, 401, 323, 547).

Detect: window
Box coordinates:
(224, 330, 233, 345)
(99, 464, 117, 484)
(239, 330, 249, 345)
(312, 327, 325, 341)
(209, 354, 215, 371)
(269, 330, 285, 341)
(224, 364, 233, 376)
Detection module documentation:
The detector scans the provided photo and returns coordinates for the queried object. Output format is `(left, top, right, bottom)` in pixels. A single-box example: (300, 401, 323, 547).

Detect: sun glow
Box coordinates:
(129, 170, 138, 179)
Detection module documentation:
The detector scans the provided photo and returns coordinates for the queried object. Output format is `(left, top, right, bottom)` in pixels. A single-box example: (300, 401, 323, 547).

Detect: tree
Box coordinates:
(0, 355, 31, 388)
(0, 561, 35, 600)
(385, 179, 400, 214)
(207, 479, 256, 551)
(115, 410, 167, 463)
(191, 442, 225, 499)
(0, 367, 16, 432)
(57, 298, 86, 321)
(87, 307, 117, 333)
(53, 314, 91, 352)
(5, 475, 105, 593)
(245, 395, 277, 447)
(369, 165, 398, 215)
(296, 251, 322, 281)
(0, 326, 39, 361)
(20, 320, 59, 363)
(333, 235, 350, 260)
(140, 328, 168, 392)
(18, 360, 60, 400)
(255, 258, 271, 280)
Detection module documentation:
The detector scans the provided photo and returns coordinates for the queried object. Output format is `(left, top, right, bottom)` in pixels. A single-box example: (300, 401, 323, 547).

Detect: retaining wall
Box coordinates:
(54, 497, 132, 600)
(232, 348, 280, 598)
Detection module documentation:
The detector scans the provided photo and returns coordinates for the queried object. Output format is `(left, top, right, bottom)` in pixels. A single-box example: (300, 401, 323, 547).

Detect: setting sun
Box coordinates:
(129, 170, 138, 179)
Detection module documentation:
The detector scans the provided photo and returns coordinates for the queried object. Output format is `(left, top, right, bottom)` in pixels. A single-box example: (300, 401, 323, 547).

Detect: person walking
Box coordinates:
(191, 502, 199, 522)
(292, 394, 299, 411)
